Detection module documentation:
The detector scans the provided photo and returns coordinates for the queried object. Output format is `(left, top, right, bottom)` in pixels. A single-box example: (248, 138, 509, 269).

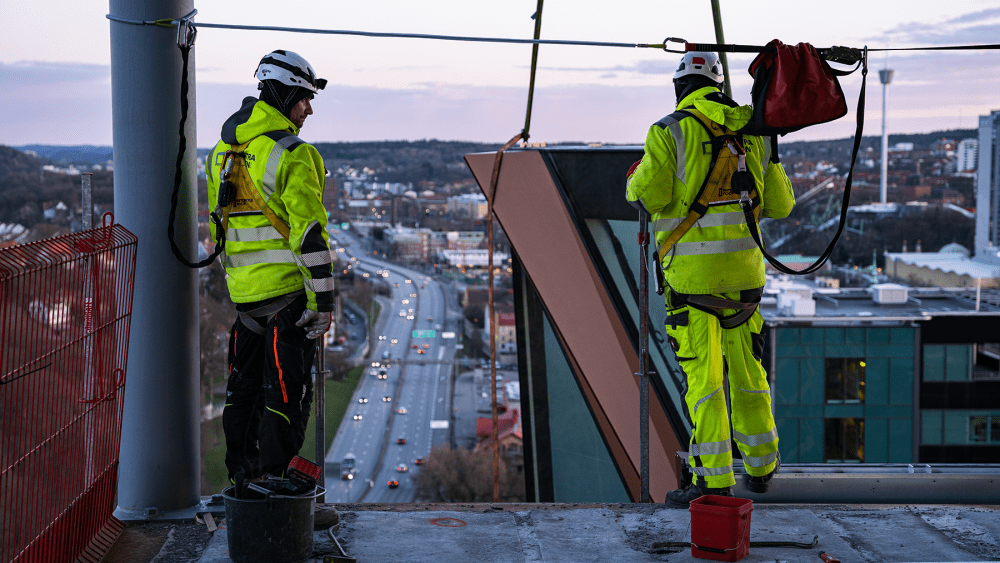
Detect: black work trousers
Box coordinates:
(222, 294, 315, 481)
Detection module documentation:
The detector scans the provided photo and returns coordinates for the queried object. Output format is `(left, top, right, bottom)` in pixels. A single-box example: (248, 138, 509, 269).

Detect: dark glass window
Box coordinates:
(970, 415, 1000, 443)
(971, 416, 988, 442)
(825, 418, 865, 462)
(825, 358, 866, 404)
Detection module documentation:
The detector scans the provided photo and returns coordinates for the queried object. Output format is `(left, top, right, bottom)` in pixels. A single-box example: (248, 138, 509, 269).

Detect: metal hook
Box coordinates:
(175, 9, 198, 49)
(662, 37, 688, 53)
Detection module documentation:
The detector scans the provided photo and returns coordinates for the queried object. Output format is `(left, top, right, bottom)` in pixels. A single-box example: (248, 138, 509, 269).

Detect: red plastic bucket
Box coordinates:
(689, 495, 753, 562)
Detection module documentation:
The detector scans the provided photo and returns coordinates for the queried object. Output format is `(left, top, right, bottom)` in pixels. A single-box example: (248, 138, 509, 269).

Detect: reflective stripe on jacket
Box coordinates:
(626, 87, 795, 294)
(206, 97, 334, 312)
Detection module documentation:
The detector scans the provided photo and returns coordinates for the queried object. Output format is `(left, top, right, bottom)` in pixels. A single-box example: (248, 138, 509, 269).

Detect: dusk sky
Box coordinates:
(3, 1, 998, 148)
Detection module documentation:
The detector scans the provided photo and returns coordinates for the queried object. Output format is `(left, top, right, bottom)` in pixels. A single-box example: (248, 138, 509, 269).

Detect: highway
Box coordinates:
(322, 229, 460, 502)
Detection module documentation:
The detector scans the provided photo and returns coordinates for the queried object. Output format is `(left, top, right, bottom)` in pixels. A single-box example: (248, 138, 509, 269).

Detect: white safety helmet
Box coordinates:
(254, 50, 327, 93)
(673, 51, 724, 84)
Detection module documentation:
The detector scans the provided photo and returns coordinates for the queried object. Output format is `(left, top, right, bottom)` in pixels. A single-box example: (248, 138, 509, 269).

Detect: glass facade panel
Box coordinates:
(801, 328, 824, 345)
(777, 328, 800, 345)
(923, 345, 945, 382)
(826, 327, 845, 345)
(865, 417, 888, 463)
(845, 328, 866, 345)
(775, 417, 799, 463)
(889, 357, 914, 406)
(890, 327, 913, 344)
(866, 328, 889, 344)
(775, 358, 799, 406)
(825, 358, 866, 404)
(945, 345, 971, 382)
(824, 418, 865, 462)
(543, 312, 630, 502)
(800, 358, 825, 405)
(601, 220, 690, 438)
(943, 411, 969, 444)
(889, 418, 913, 462)
(800, 418, 825, 462)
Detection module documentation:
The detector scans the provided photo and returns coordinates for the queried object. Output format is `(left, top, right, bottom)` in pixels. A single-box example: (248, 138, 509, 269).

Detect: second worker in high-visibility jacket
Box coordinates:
(626, 51, 795, 508)
(206, 50, 335, 482)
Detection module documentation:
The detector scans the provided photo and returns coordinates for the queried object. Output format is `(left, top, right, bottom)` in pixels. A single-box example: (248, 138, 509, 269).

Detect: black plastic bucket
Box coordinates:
(222, 480, 325, 563)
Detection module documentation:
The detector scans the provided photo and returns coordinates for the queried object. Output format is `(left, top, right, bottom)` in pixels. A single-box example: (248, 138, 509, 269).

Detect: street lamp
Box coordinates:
(879, 68, 894, 204)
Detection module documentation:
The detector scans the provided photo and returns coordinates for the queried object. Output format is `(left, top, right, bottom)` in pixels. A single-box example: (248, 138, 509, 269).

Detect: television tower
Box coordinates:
(879, 68, 894, 204)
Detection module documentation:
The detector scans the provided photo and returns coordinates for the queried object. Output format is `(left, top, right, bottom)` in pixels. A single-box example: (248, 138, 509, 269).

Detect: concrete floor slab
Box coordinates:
(342, 510, 519, 562)
(817, 505, 1000, 563)
(101, 503, 1000, 563)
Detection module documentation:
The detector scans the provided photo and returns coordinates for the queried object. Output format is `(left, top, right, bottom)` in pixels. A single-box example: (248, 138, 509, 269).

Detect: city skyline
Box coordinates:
(3, 1, 998, 147)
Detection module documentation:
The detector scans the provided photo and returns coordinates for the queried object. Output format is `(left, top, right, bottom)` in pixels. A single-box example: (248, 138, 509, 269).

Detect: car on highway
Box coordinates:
(371, 361, 380, 368)
(427, 317, 432, 322)
(412, 344, 418, 349)
(394, 283, 399, 288)
(397, 407, 407, 414)
(377, 369, 388, 380)
(414, 458, 424, 465)
(378, 335, 387, 340)
(405, 279, 412, 284)
(341, 454, 356, 480)
(387, 480, 399, 488)
(422, 344, 429, 348)
(396, 464, 408, 473)
(353, 414, 363, 421)
(410, 293, 416, 298)
(401, 299, 409, 304)
(391, 338, 398, 344)
(407, 315, 414, 320)
(358, 397, 368, 404)
(396, 438, 406, 445)
(382, 396, 391, 402)
(416, 349, 425, 354)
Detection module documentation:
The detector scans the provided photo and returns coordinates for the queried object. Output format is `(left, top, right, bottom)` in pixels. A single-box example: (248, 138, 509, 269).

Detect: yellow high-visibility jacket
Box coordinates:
(626, 87, 795, 295)
(206, 97, 334, 312)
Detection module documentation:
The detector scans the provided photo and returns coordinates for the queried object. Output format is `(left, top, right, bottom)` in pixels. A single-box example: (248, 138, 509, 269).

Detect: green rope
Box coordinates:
(522, 0, 545, 142)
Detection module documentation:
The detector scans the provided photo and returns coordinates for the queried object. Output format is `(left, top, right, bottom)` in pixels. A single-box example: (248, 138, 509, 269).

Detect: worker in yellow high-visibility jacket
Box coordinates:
(206, 50, 334, 482)
(626, 51, 795, 508)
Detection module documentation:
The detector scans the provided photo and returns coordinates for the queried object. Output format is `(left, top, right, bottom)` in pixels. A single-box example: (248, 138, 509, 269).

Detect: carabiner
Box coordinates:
(662, 37, 688, 54)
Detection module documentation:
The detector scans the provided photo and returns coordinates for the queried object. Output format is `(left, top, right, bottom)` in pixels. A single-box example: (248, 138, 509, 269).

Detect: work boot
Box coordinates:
(314, 504, 341, 531)
(744, 451, 780, 493)
(664, 483, 733, 509)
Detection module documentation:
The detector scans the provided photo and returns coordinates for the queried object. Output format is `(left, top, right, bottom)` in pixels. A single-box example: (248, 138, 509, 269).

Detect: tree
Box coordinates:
(413, 445, 524, 502)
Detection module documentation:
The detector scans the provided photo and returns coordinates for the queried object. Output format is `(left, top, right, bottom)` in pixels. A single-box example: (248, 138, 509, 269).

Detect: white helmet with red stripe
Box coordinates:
(674, 51, 724, 84)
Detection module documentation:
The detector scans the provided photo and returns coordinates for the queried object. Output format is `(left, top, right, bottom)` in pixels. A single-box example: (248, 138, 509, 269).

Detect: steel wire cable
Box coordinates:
(107, 11, 1000, 54)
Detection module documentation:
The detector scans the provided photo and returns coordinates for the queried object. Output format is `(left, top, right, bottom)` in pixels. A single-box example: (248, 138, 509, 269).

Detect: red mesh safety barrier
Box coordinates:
(0, 215, 137, 563)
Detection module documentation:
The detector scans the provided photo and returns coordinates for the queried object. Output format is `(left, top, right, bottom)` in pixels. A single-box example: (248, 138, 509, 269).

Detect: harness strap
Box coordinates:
(671, 288, 762, 329)
(655, 108, 758, 261)
(236, 290, 305, 335)
(219, 140, 292, 241)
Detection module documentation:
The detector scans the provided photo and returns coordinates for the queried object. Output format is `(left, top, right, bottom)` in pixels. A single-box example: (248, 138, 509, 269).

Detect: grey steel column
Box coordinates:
(110, 0, 201, 516)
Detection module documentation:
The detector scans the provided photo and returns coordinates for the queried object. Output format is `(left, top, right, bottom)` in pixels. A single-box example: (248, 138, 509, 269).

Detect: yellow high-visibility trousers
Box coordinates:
(664, 291, 779, 489)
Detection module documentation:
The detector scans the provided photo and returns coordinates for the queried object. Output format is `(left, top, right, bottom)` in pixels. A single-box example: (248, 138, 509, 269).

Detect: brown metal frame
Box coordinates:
(465, 149, 684, 501)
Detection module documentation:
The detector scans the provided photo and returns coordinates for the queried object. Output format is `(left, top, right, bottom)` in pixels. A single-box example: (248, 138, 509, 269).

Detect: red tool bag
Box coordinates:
(741, 39, 854, 137)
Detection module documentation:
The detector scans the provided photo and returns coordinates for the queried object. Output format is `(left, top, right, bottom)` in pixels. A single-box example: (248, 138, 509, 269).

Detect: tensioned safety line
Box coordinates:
(106, 12, 1000, 54)
(106, 10, 667, 49)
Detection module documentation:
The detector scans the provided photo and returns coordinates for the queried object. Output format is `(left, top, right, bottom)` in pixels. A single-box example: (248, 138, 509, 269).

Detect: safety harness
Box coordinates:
(215, 135, 298, 335)
(653, 106, 763, 329)
(215, 140, 292, 242)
